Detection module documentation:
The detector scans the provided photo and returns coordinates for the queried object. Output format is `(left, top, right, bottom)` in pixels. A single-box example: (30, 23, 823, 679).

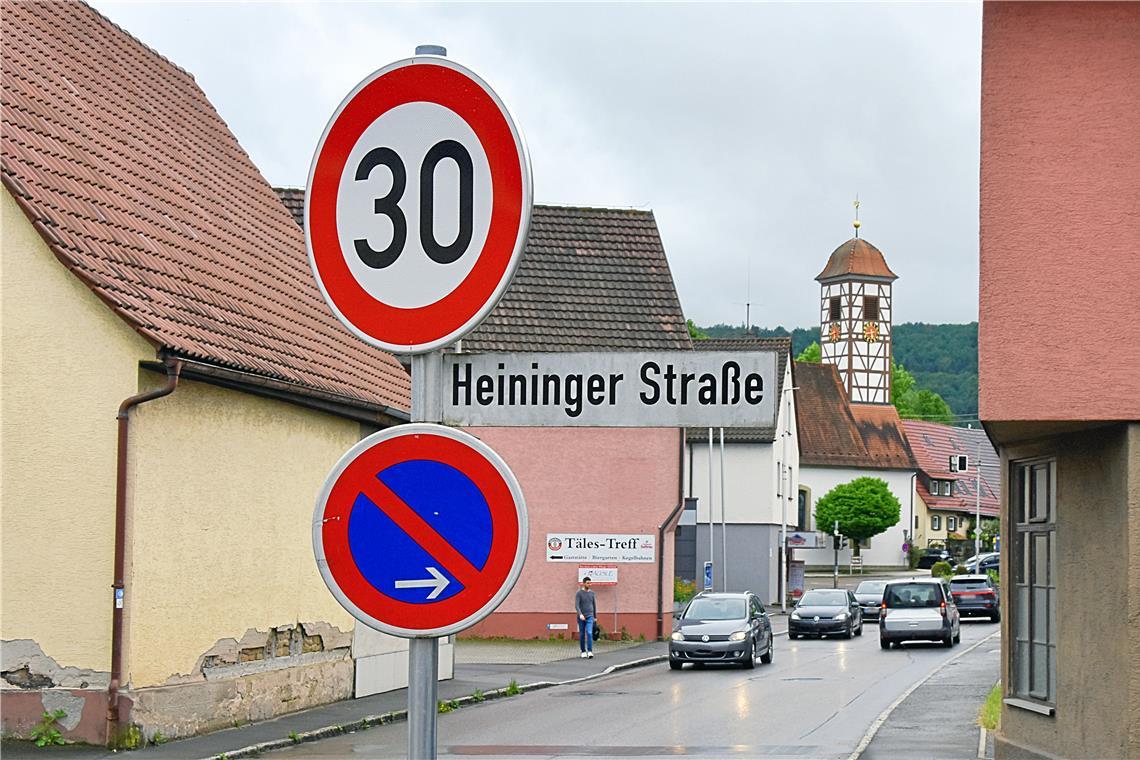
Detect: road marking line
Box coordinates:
(978, 726, 987, 759)
(846, 630, 1000, 760)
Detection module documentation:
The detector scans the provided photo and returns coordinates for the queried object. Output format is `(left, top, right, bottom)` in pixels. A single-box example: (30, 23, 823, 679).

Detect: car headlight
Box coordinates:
(670, 631, 684, 641)
(729, 631, 747, 641)
(791, 611, 801, 620)
(834, 612, 849, 620)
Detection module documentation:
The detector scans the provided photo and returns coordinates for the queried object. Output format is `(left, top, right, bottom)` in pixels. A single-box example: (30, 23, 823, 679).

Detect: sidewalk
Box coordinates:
(1, 638, 669, 760)
(860, 630, 1001, 760)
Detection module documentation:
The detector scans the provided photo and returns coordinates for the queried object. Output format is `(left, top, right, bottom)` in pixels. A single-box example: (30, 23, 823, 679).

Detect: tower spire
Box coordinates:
(853, 195, 861, 238)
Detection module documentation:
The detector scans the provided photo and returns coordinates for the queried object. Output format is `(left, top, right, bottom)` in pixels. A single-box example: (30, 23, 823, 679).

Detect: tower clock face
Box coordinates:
(863, 322, 880, 343)
(828, 322, 841, 343)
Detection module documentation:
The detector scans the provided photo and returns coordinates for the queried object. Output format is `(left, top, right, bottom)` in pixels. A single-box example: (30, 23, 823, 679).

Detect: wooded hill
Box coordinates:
(697, 322, 979, 421)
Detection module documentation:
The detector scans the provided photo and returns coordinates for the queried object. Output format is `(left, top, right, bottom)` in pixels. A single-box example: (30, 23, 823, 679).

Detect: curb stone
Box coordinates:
(200, 654, 669, 760)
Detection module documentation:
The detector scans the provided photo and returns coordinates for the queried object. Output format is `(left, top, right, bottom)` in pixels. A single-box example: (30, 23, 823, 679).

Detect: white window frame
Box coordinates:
(947, 516, 957, 532)
(931, 514, 941, 531)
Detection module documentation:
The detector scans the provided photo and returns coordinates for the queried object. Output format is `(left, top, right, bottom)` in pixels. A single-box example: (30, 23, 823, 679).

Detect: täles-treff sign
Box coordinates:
(439, 351, 778, 427)
(546, 534, 655, 563)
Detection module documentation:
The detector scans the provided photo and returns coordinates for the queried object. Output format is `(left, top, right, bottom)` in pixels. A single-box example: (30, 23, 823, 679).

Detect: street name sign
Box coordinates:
(312, 423, 528, 638)
(306, 56, 532, 354)
(439, 350, 778, 427)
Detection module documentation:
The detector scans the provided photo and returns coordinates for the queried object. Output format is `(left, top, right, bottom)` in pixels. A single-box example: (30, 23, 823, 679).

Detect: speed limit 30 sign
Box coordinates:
(306, 56, 533, 353)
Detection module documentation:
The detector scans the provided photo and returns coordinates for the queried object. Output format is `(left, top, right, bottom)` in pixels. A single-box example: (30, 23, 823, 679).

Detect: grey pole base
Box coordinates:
(408, 637, 439, 759)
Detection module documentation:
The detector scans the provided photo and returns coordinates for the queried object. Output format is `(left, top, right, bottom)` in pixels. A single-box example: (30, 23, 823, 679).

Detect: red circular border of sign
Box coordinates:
(308, 61, 526, 351)
(317, 430, 522, 634)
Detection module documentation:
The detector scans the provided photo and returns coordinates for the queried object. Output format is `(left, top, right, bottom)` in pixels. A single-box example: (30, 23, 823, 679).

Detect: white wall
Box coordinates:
(796, 465, 916, 568)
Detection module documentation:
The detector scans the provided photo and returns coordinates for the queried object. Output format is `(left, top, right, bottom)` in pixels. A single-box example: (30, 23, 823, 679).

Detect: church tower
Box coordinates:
(816, 218, 898, 405)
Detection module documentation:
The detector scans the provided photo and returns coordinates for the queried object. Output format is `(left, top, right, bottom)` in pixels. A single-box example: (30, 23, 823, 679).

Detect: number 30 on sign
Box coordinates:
(306, 56, 533, 354)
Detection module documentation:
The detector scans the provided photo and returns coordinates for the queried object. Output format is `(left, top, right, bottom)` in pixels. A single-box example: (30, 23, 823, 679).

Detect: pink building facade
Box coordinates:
(980, 3, 1140, 758)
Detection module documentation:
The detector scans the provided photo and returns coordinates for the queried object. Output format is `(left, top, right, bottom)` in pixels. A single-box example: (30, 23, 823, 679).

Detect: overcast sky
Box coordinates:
(93, 1, 982, 330)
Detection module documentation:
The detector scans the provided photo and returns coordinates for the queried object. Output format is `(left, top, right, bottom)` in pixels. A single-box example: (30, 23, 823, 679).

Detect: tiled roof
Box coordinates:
(1, 2, 410, 413)
(463, 205, 691, 352)
(684, 337, 791, 443)
(816, 237, 898, 282)
(796, 362, 916, 470)
(272, 196, 692, 353)
(902, 420, 1000, 516)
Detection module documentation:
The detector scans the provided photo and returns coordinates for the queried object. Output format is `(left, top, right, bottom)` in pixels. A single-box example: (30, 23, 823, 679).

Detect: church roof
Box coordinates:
(815, 237, 898, 282)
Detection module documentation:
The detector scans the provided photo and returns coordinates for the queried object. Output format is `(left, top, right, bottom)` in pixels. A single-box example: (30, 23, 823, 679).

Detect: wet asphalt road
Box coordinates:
(270, 619, 999, 759)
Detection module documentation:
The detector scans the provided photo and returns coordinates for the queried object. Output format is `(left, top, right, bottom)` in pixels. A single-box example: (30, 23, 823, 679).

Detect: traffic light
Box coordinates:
(833, 535, 848, 550)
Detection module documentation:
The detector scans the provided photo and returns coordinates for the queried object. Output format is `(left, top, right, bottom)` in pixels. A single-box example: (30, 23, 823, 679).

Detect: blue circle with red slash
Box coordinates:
(313, 425, 527, 638)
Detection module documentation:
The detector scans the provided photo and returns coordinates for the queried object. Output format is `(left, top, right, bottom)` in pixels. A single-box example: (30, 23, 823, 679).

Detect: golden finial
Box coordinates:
(853, 195, 861, 238)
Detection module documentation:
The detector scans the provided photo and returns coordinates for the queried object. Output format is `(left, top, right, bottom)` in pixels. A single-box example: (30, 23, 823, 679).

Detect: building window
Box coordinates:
(1012, 458, 1057, 706)
(942, 481, 952, 497)
(914, 515, 919, 530)
(829, 296, 841, 321)
(948, 516, 958, 532)
(931, 515, 941, 531)
(863, 295, 879, 321)
(797, 489, 809, 530)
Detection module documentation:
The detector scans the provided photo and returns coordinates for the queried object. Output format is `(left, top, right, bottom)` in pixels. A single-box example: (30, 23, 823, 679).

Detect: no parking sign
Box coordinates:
(313, 424, 528, 637)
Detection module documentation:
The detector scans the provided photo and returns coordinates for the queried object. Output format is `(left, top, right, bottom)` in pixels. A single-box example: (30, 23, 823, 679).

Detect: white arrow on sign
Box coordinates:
(395, 566, 450, 600)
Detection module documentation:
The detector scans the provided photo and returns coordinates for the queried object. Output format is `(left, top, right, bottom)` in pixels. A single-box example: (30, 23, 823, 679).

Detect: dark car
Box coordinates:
(964, 552, 1000, 574)
(789, 588, 863, 639)
(879, 578, 960, 649)
(915, 548, 954, 569)
(950, 574, 1000, 622)
(854, 580, 888, 621)
(669, 592, 773, 670)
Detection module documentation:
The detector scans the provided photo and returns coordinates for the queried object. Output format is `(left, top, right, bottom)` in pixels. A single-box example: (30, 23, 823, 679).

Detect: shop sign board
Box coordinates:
(546, 533, 655, 563)
(577, 565, 618, 585)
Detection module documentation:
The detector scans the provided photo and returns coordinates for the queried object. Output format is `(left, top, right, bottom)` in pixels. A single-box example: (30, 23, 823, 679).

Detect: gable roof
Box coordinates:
(684, 337, 791, 444)
(273, 195, 692, 353)
(796, 362, 916, 470)
(1, 2, 410, 417)
(901, 420, 1000, 516)
(816, 237, 898, 282)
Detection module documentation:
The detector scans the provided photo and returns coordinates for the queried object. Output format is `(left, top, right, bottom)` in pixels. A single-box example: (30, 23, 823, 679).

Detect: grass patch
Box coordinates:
(979, 683, 1001, 731)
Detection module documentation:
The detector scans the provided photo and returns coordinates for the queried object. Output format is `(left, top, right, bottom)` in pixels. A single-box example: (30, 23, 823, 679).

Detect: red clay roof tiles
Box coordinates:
(2, 1, 410, 412)
(901, 420, 1000, 516)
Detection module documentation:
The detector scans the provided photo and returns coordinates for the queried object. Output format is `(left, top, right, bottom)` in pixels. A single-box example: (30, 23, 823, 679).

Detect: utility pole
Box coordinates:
(975, 442, 982, 559)
(833, 520, 840, 589)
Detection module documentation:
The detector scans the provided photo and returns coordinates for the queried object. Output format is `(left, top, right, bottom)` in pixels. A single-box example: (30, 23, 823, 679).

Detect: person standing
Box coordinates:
(575, 577, 596, 658)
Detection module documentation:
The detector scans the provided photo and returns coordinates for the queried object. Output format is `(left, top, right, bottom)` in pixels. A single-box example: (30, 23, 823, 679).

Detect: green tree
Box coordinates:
(813, 477, 901, 557)
(892, 358, 953, 423)
(795, 341, 821, 363)
(687, 319, 708, 341)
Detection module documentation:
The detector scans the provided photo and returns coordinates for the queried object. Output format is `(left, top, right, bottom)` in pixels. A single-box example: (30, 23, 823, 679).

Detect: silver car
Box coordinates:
(879, 578, 960, 649)
(669, 592, 774, 669)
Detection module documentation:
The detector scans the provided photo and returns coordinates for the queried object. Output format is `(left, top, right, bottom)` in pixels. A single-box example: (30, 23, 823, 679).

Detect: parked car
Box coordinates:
(879, 578, 960, 649)
(789, 588, 863, 639)
(669, 592, 773, 670)
(964, 552, 1000, 574)
(915, 547, 955, 569)
(950, 574, 1000, 622)
(854, 580, 888, 621)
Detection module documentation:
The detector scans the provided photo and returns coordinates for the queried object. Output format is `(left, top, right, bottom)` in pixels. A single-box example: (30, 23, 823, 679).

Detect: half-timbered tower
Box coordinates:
(815, 232, 898, 404)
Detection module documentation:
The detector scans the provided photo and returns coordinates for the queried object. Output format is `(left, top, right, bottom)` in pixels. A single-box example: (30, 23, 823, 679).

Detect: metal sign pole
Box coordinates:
(707, 428, 714, 587)
(408, 637, 439, 759)
(719, 427, 727, 592)
(410, 351, 444, 760)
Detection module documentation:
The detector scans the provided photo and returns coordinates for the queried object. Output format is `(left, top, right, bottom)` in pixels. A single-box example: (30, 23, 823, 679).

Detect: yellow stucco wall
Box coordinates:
(124, 378, 360, 687)
(1, 190, 154, 670)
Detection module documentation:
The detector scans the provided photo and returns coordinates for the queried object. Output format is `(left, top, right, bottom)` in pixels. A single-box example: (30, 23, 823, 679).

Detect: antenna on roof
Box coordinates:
(853, 195, 861, 238)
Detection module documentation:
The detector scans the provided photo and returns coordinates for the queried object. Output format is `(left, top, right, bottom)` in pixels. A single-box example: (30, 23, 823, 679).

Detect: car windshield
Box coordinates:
(951, 579, 989, 591)
(799, 590, 847, 606)
(855, 581, 887, 595)
(683, 598, 746, 620)
(884, 583, 943, 608)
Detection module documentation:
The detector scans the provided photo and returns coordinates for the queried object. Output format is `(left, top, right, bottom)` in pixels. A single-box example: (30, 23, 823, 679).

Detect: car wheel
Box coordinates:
(669, 659, 682, 671)
(843, 623, 853, 640)
(760, 641, 773, 664)
(953, 630, 961, 645)
(789, 632, 798, 640)
(856, 621, 864, 637)
(880, 637, 891, 650)
(943, 633, 953, 648)
(742, 640, 756, 669)
(991, 612, 1001, 623)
